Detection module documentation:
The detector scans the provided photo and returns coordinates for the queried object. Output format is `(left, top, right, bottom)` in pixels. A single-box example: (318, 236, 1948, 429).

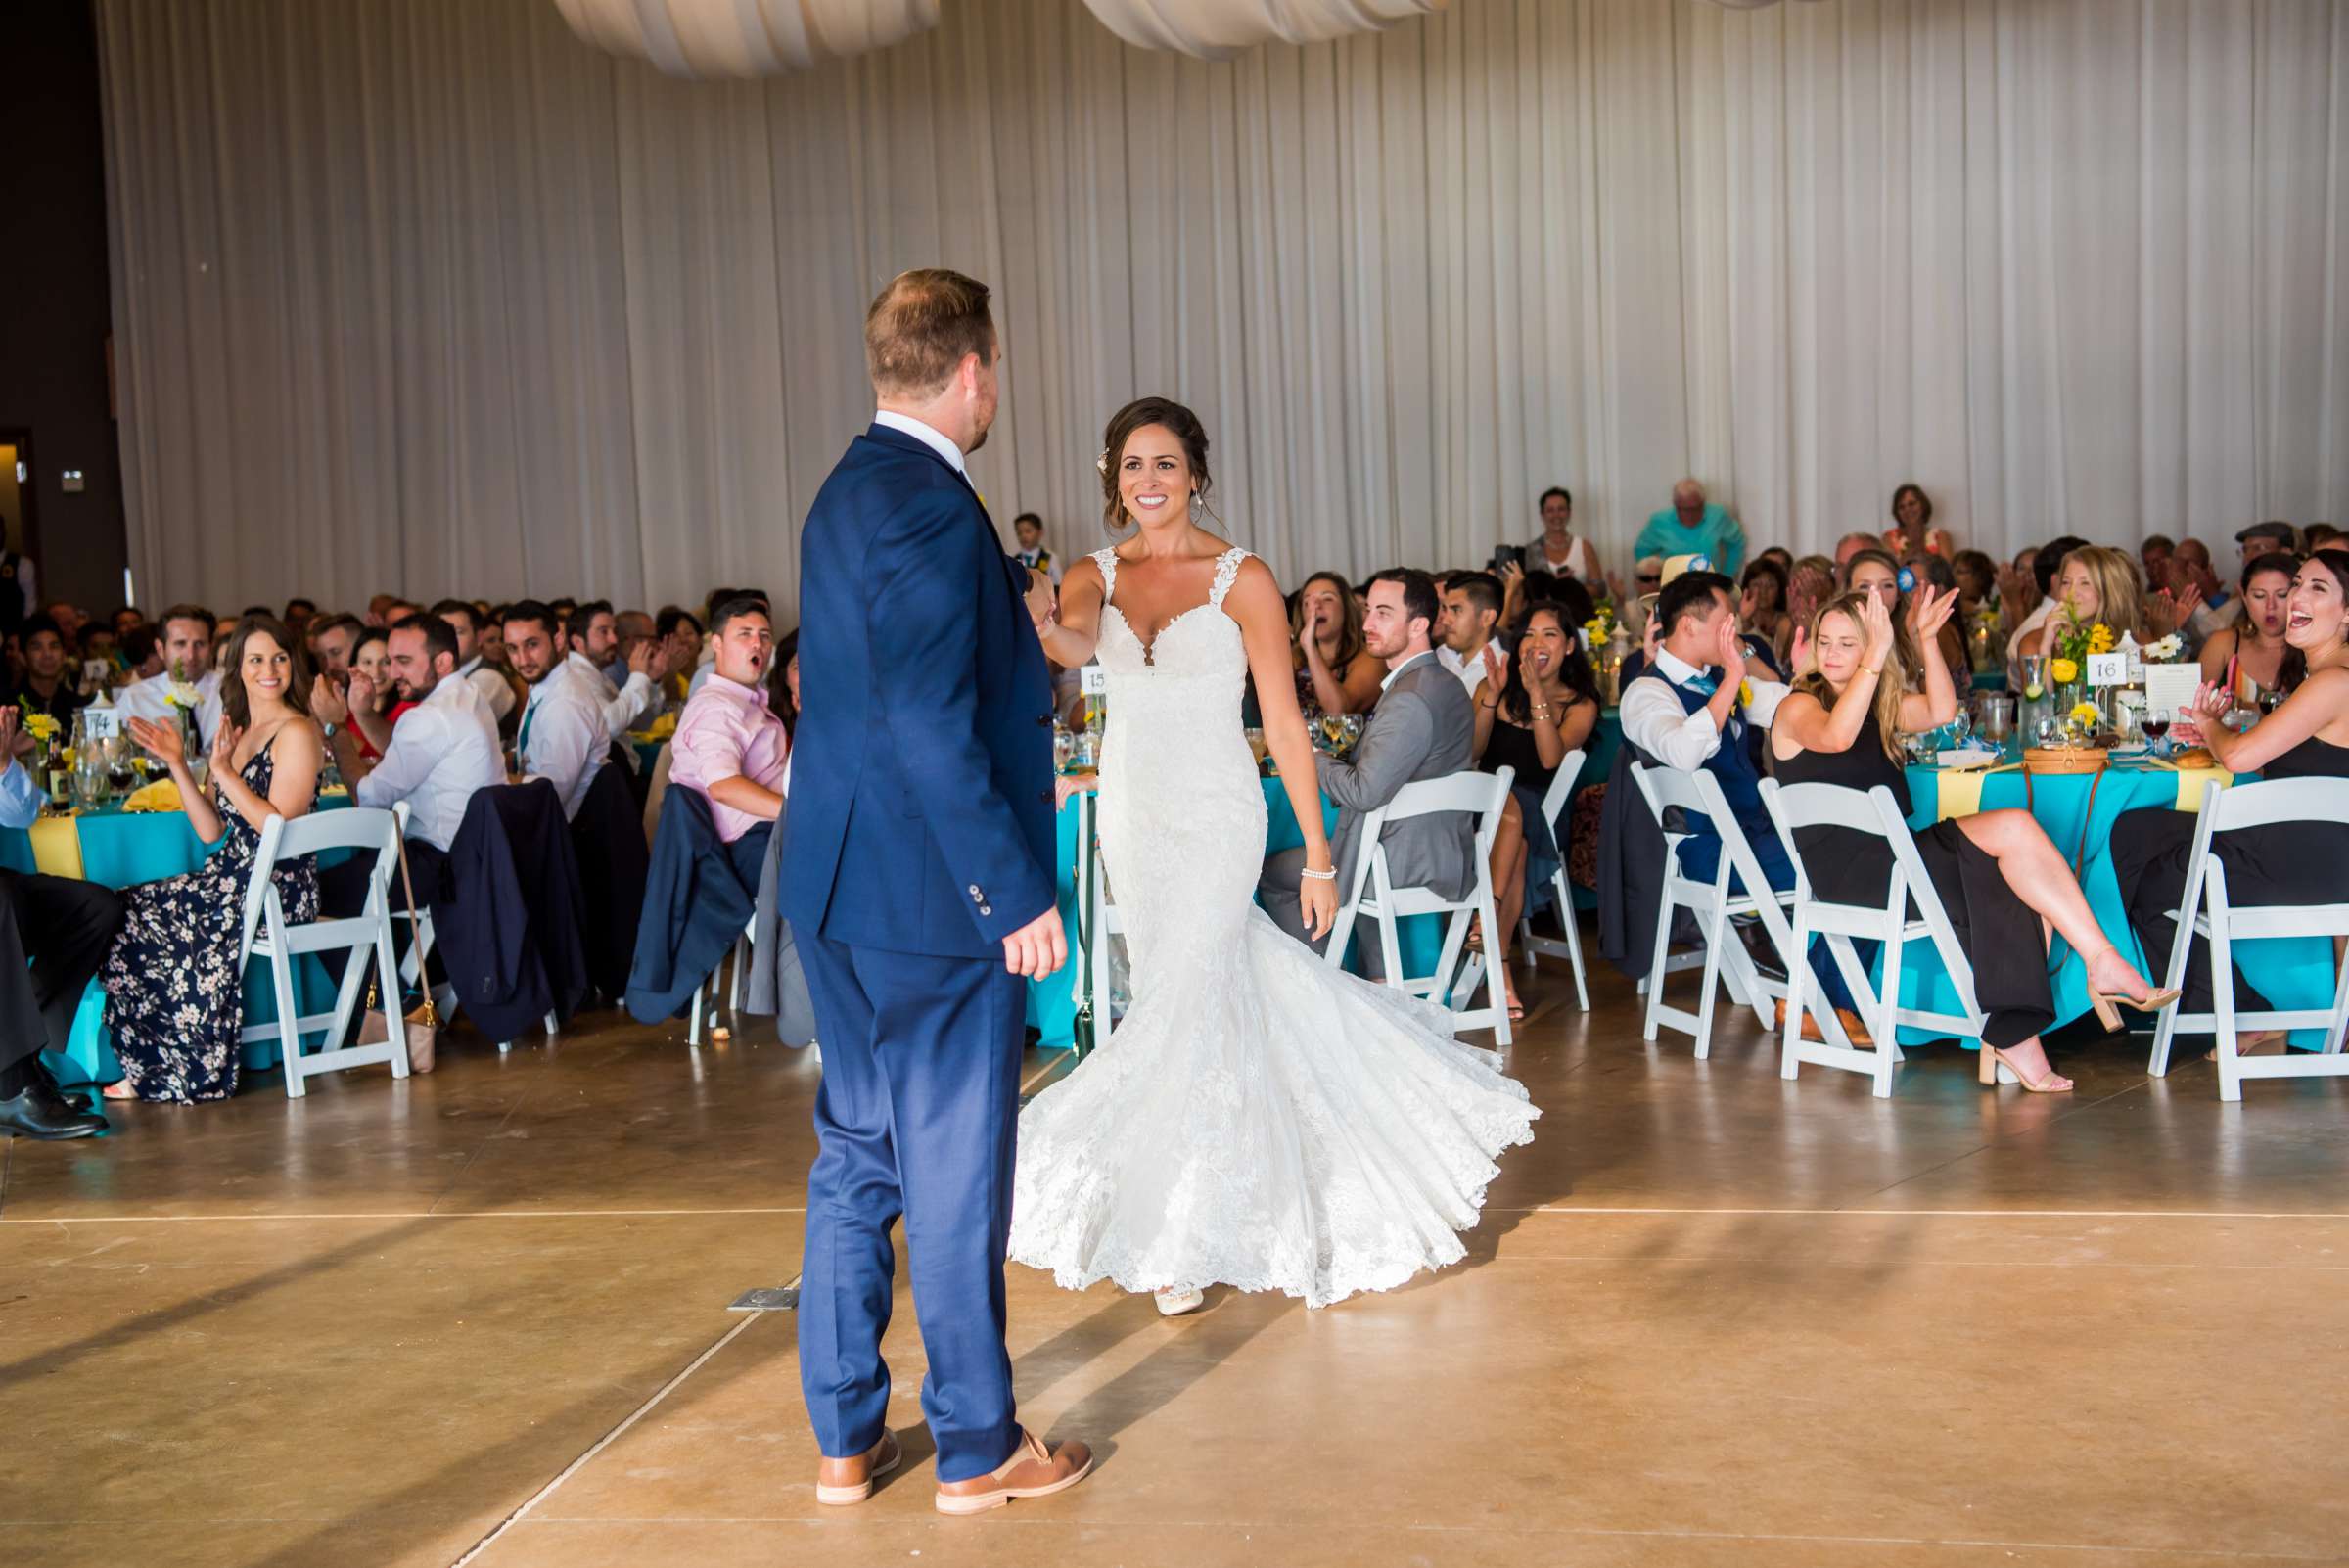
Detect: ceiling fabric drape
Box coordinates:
(96, 0, 2349, 620)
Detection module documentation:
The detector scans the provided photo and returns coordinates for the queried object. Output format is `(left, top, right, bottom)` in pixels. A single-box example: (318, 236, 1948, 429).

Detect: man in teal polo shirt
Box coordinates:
(1635, 478, 1745, 577)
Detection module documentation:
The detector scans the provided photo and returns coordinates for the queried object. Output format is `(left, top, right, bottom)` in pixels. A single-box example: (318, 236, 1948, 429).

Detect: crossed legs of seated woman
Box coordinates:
(1771, 590, 2174, 1093)
(1944, 807, 2177, 1089)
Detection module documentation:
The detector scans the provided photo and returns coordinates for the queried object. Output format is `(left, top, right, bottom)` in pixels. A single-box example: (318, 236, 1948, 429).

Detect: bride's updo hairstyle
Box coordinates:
(1099, 396, 1214, 531)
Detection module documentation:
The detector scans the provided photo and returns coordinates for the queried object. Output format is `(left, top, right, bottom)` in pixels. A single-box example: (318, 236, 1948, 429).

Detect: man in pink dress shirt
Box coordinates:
(668, 595, 790, 854)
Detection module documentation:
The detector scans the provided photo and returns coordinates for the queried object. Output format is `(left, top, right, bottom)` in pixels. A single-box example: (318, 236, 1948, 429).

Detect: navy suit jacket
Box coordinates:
(781, 423, 1056, 959)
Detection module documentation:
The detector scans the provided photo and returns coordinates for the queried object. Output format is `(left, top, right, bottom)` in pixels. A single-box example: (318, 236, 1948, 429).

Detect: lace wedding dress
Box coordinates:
(1007, 547, 1539, 1309)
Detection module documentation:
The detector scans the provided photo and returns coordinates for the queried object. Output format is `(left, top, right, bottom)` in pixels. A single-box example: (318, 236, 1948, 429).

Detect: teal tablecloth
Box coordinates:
(1025, 775, 1451, 1050)
(1889, 762, 2334, 1049)
(5, 797, 356, 1090)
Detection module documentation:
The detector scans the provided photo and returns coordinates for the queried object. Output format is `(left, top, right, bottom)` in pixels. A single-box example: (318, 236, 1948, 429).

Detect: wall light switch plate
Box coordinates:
(62, 469, 86, 493)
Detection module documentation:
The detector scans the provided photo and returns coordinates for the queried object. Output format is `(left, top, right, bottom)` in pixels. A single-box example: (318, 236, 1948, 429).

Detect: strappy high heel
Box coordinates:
(2082, 945, 2182, 1032)
(1978, 1043, 2074, 1093)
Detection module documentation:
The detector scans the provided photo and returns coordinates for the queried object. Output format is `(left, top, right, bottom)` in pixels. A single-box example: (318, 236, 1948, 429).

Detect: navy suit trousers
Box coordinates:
(793, 922, 1027, 1482)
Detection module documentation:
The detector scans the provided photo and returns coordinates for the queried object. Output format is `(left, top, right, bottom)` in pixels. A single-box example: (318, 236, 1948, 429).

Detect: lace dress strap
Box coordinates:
(1091, 546, 1121, 602)
(1208, 547, 1252, 611)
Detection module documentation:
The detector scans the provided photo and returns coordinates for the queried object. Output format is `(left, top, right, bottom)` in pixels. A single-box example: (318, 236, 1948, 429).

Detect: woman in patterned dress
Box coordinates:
(102, 616, 325, 1103)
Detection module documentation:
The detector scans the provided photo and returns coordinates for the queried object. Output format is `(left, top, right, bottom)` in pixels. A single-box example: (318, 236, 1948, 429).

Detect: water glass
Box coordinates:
(1979, 694, 2014, 747)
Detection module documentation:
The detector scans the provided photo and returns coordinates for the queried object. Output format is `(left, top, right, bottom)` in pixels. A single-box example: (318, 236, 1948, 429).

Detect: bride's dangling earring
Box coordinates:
(1189, 491, 1202, 523)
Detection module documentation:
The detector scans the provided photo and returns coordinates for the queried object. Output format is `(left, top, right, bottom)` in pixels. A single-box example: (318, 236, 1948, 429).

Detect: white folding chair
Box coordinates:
(1514, 751, 1590, 1012)
(237, 806, 410, 1098)
(1760, 779, 1975, 1098)
(2146, 776, 2349, 1101)
(1628, 761, 1857, 1059)
(1323, 767, 1516, 1046)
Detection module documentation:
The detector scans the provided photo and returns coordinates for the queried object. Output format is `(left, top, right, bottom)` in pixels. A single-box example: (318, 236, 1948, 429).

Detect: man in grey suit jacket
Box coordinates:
(1262, 569, 1476, 977)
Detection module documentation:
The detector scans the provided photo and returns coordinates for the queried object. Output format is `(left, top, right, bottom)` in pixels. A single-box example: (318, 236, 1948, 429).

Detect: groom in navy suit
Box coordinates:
(782, 269, 1093, 1514)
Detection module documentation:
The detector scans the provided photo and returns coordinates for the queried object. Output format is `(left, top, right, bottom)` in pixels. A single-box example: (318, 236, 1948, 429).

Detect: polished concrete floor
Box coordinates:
(5, 946, 2345, 1568)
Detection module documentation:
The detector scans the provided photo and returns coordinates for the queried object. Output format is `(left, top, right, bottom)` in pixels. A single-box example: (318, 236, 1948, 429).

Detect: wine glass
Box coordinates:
(2035, 714, 2062, 749)
(2142, 707, 2172, 758)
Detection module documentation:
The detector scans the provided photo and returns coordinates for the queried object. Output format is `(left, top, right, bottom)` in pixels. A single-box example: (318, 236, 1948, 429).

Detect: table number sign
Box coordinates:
(80, 706, 121, 741)
(2087, 651, 2130, 687)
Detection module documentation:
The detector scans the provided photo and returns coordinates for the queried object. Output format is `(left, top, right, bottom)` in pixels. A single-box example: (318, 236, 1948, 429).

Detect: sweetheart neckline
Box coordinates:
(1102, 600, 1235, 668)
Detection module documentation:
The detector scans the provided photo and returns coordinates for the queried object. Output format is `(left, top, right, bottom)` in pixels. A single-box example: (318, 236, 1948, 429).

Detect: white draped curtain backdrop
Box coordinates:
(97, 0, 2349, 618)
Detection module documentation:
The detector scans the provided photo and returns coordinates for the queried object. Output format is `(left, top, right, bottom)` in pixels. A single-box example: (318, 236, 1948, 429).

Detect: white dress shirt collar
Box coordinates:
(873, 410, 968, 477)
(1653, 646, 1707, 687)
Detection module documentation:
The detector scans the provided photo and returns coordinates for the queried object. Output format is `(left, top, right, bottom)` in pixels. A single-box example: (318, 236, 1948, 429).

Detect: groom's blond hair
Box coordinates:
(865, 268, 995, 398)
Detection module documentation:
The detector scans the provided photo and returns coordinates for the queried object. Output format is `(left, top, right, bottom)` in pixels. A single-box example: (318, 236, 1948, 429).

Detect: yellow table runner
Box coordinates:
(1931, 764, 2232, 822)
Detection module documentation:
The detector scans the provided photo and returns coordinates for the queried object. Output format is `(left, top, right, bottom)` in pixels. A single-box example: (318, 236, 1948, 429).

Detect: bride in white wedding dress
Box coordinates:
(1008, 396, 1538, 1314)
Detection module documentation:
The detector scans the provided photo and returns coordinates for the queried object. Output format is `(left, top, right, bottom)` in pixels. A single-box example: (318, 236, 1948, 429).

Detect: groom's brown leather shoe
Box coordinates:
(934, 1428, 1094, 1515)
(815, 1429, 901, 1506)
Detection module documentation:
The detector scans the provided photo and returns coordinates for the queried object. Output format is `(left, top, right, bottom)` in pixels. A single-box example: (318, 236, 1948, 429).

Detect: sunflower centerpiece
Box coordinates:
(2048, 609, 2115, 746)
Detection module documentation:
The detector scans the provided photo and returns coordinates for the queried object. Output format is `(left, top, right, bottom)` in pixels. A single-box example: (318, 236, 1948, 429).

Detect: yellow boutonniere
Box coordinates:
(1737, 679, 1755, 709)
(2049, 657, 2079, 684)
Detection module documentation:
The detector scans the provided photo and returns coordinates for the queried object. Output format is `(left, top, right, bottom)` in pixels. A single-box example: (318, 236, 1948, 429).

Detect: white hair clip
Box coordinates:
(1095, 449, 1110, 476)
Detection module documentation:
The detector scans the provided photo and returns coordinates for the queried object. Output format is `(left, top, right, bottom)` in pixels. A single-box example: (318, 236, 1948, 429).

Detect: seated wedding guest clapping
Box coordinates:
(1291, 570, 1385, 715)
(1261, 570, 1472, 974)
(669, 595, 789, 855)
(504, 599, 609, 820)
(2198, 553, 2299, 707)
(2112, 549, 2349, 1055)
(564, 598, 663, 734)
(1474, 603, 1600, 1019)
(1771, 589, 2171, 1092)
(105, 617, 324, 1103)
(1637, 479, 1746, 576)
(0, 705, 121, 1139)
(115, 604, 223, 745)
(1436, 570, 1507, 704)
(315, 613, 502, 914)
(429, 599, 519, 723)
(10, 615, 87, 725)
(2024, 544, 2188, 660)
(1621, 570, 1871, 1040)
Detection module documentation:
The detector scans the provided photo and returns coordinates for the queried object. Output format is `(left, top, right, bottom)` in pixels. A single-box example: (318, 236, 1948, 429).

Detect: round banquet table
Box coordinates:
(2, 791, 357, 1091)
(1887, 756, 2337, 1050)
(1025, 774, 1454, 1051)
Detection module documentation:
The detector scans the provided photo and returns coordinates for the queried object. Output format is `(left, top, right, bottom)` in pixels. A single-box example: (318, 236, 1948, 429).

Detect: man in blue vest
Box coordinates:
(1620, 570, 1865, 1041)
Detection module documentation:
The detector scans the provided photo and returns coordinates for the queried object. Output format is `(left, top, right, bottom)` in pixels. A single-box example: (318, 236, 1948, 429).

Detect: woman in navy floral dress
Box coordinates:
(102, 617, 325, 1103)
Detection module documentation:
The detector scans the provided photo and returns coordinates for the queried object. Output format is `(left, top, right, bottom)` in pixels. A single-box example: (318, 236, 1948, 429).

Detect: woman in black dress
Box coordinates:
(1473, 603, 1598, 1019)
(101, 616, 325, 1103)
(1771, 588, 2174, 1092)
(2112, 549, 2349, 1054)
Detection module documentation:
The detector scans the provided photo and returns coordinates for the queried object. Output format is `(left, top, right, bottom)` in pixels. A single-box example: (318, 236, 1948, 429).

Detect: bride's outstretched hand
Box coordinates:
(1024, 569, 1056, 635)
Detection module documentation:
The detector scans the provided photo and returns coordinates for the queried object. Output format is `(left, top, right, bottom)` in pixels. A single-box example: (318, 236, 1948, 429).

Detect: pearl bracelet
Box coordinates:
(1300, 865, 1338, 882)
